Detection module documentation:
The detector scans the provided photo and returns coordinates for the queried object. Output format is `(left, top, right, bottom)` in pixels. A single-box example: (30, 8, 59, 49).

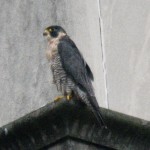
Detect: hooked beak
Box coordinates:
(43, 30, 48, 36)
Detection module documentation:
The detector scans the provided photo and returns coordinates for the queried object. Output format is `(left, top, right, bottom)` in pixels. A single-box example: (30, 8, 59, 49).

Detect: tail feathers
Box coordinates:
(94, 108, 107, 128)
(88, 95, 107, 128)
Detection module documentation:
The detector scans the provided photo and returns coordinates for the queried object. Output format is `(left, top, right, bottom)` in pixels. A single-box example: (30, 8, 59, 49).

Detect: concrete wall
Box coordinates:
(0, 0, 149, 126)
(100, 0, 150, 120)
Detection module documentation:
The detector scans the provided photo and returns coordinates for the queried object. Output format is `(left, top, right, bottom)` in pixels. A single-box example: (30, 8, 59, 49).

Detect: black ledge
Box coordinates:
(0, 99, 150, 150)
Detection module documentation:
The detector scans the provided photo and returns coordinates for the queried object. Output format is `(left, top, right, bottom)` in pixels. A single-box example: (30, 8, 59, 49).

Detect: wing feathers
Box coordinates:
(58, 36, 106, 127)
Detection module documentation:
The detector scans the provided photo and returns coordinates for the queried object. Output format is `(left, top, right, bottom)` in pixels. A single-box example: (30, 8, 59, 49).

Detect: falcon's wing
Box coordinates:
(86, 63, 94, 81)
(58, 36, 106, 126)
(58, 36, 93, 93)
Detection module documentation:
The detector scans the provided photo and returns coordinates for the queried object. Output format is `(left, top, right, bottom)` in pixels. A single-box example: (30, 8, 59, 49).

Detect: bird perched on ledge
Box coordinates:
(43, 25, 106, 127)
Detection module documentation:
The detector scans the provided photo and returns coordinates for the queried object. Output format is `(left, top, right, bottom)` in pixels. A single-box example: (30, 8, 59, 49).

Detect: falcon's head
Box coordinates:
(43, 25, 66, 40)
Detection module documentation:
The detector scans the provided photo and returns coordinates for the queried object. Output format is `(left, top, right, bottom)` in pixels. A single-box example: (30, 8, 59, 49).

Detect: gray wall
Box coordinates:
(101, 0, 150, 120)
(0, 0, 149, 126)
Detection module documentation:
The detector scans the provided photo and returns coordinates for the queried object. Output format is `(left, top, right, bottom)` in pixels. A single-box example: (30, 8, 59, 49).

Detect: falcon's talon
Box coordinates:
(54, 96, 64, 102)
(66, 95, 72, 101)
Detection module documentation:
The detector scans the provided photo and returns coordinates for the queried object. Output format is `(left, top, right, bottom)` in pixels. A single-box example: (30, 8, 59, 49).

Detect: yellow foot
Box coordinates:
(66, 95, 72, 101)
(54, 96, 64, 102)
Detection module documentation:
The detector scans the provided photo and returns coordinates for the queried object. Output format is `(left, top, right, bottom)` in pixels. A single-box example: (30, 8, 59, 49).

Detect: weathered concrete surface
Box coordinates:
(46, 138, 111, 150)
(0, 0, 106, 126)
(0, 99, 150, 150)
(100, 0, 150, 120)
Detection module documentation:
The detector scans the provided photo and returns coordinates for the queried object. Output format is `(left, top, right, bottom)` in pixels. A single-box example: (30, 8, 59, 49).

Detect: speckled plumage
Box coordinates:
(43, 26, 106, 127)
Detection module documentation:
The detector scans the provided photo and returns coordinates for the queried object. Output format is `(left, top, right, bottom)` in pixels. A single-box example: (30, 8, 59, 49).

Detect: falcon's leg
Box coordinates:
(54, 96, 64, 102)
(66, 94, 72, 100)
(65, 86, 73, 101)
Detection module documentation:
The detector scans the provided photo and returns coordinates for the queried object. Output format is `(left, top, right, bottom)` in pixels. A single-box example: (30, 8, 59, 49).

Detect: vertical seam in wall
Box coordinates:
(97, 0, 109, 109)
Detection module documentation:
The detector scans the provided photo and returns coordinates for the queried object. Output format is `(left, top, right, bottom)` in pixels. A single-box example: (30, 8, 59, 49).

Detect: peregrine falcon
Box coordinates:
(43, 25, 106, 127)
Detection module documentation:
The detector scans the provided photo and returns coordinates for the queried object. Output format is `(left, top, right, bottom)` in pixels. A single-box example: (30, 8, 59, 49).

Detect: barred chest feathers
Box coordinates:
(45, 34, 75, 95)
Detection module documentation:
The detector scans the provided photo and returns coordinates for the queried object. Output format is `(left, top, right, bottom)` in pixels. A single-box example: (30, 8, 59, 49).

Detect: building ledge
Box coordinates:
(0, 98, 150, 150)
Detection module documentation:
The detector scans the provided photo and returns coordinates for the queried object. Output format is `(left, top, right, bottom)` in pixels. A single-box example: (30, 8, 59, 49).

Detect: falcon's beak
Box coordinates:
(43, 30, 48, 36)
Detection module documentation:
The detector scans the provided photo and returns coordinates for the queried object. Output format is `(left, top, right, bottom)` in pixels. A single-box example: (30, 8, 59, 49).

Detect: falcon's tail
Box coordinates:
(88, 95, 107, 128)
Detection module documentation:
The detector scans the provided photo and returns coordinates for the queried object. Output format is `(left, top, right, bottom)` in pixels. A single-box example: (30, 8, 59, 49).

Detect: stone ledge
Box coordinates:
(0, 99, 150, 150)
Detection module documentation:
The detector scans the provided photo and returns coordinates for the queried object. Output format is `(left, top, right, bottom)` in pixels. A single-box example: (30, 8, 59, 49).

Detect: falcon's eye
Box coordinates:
(49, 28, 58, 37)
(49, 28, 53, 32)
